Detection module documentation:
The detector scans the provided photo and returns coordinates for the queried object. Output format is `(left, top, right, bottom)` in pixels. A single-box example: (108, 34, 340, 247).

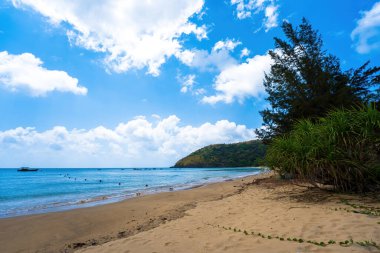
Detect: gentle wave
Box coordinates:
(0, 167, 263, 218)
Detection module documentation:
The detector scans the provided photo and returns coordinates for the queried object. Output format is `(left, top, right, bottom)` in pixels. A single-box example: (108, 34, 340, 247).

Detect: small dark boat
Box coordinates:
(17, 167, 39, 172)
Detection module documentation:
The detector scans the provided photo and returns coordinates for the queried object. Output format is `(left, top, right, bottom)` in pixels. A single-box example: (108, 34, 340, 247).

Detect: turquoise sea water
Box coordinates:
(0, 167, 262, 218)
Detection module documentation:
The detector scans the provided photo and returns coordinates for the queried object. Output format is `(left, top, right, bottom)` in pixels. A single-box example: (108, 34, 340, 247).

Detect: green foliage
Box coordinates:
(336, 199, 380, 216)
(356, 240, 379, 250)
(266, 106, 380, 192)
(173, 140, 266, 168)
(220, 225, 379, 249)
(257, 18, 380, 141)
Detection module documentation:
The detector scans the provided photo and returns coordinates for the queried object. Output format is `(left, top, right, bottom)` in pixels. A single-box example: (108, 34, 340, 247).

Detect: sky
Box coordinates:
(0, 0, 379, 167)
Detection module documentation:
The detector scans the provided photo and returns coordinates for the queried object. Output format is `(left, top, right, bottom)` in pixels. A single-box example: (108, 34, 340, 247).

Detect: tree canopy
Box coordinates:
(256, 18, 380, 141)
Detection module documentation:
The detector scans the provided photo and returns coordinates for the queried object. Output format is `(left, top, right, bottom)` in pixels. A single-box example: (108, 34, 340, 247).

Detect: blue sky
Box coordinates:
(0, 0, 379, 167)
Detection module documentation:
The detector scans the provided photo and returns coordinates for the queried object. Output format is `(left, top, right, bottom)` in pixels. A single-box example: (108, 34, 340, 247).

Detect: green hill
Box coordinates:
(173, 140, 266, 168)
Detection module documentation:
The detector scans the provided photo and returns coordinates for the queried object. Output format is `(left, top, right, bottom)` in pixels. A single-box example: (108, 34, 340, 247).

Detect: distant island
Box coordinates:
(173, 140, 266, 168)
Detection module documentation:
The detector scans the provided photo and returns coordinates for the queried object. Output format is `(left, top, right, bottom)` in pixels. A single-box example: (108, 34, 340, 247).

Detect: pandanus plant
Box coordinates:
(266, 106, 380, 192)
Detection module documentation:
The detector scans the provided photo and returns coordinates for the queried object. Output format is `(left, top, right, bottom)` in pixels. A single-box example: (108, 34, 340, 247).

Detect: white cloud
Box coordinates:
(178, 39, 241, 72)
(178, 41, 272, 104)
(177, 49, 237, 72)
(264, 4, 279, 31)
(240, 48, 250, 58)
(151, 114, 161, 120)
(0, 116, 256, 167)
(351, 2, 380, 54)
(12, 0, 207, 76)
(177, 73, 205, 95)
(0, 51, 87, 96)
(230, 0, 258, 19)
(213, 39, 241, 52)
(202, 52, 272, 104)
(230, 0, 279, 32)
(177, 74, 196, 93)
(194, 88, 206, 95)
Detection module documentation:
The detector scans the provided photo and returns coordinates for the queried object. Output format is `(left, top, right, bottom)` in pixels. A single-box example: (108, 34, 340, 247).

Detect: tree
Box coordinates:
(256, 18, 380, 141)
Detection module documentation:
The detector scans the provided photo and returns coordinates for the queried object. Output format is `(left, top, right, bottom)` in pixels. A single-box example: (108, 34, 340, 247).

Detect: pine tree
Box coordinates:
(256, 18, 380, 141)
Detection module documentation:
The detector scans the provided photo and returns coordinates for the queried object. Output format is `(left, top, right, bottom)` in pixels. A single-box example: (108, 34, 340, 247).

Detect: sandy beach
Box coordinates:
(1, 172, 379, 253)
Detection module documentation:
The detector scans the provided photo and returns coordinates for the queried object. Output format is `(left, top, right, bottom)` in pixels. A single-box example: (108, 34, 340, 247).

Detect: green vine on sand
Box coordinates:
(339, 199, 380, 216)
(214, 225, 380, 250)
(329, 199, 380, 217)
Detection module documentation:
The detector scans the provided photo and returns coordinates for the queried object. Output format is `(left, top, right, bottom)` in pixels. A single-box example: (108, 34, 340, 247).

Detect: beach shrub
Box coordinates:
(266, 106, 380, 192)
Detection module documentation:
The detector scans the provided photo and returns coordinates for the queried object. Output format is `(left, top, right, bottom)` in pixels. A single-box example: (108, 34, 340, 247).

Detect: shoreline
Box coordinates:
(0, 167, 263, 219)
(0, 172, 272, 253)
(1, 171, 379, 253)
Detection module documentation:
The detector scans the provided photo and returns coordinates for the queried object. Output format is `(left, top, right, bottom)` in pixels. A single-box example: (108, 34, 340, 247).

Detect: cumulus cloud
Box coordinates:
(12, 0, 207, 76)
(177, 49, 237, 72)
(230, 0, 279, 32)
(0, 116, 256, 167)
(351, 2, 380, 54)
(178, 40, 272, 104)
(0, 51, 87, 96)
(177, 39, 241, 72)
(212, 39, 241, 52)
(202, 52, 272, 104)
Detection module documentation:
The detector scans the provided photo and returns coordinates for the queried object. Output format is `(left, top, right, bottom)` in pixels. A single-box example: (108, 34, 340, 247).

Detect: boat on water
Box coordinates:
(17, 167, 39, 172)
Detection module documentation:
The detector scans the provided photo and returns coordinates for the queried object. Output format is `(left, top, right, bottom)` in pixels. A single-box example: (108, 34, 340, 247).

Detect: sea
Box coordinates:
(0, 167, 263, 218)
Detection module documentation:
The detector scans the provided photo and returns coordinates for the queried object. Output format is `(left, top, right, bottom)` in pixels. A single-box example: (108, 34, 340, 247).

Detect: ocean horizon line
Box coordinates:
(0, 167, 263, 218)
